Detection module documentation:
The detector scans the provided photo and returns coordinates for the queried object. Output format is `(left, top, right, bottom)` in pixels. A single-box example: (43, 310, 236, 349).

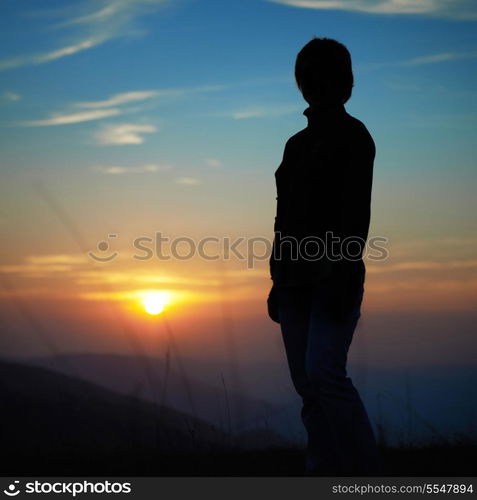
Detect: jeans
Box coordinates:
(275, 275, 380, 476)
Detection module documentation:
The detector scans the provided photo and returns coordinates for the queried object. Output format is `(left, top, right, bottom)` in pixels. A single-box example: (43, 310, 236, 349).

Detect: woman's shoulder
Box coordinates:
(285, 127, 308, 146)
(343, 112, 376, 155)
(344, 112, 374, 139)
(281, 128, 309, 159)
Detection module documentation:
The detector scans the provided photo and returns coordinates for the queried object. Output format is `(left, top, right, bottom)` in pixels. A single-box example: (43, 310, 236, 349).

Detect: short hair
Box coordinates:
(295, 37, 354, 104)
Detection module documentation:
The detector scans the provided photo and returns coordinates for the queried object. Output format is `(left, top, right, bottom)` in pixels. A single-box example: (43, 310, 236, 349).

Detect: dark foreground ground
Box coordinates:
(5, 444, 477, 477)
(2, 358, 476, 477)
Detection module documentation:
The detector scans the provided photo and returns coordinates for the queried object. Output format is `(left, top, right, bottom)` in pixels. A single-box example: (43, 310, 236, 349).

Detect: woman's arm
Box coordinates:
(336, 124, 375, 260)
(326, 123, 375, 318)
(269, 138, 293, 281)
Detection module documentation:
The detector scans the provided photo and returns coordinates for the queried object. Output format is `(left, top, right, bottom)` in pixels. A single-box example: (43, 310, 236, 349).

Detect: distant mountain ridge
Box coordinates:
(22, 352, 299, 440)
(0, 358, 292, 475)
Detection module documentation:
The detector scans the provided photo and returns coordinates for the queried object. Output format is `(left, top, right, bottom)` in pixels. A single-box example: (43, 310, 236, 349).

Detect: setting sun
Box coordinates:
(141, 290, 170, 315)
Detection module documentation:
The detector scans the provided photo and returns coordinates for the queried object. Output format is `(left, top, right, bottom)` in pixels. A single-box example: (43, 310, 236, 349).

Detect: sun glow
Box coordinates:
(141, 290, 170, 315)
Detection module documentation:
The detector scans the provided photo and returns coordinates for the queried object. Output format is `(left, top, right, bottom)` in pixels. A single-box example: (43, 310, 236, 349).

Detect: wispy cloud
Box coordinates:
(2, 91, 22, 102)
(0, 0, 170, 71)
(58, 0, 170, 26)
(401, 50, 477, 66)
(76, 84, 225, 109)
(205, 158, 222, 167)
(94, 123, 157, 144)
(0, 253, 86, 276)
(358, 50, 477, 73)
(0, 38, 97, 70)
(266, 0, 477, 19)
(36, 38, 102, 64)
(0, 37, 106, 71)
(92, 163, 172, 174)
(28, 254, 86, 266)
(367, 259, 477, 274)
(21, 84, 225, 128)
(60, 3, 134, 26)
(175, 177, 201, 185)
(230, 104, 301, 120)
(76, 90, 163, 108)
(22, 108, 121, 126)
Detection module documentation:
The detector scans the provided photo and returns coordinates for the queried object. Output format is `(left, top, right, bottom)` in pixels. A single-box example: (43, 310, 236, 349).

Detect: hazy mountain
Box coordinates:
(22, 353, 301, 440)
(1, 358, 294, 475)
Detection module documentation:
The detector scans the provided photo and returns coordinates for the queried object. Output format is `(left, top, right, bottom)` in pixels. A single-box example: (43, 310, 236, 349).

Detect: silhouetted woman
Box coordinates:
(268, 37, 380, 476)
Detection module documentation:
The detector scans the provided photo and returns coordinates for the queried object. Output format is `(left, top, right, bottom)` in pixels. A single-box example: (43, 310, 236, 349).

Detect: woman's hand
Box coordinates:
(326, 266, 364, 321)
(267, 284, 280, 323)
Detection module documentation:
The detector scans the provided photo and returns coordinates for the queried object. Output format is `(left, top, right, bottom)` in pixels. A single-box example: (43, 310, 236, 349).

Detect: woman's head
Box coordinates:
(295, 37, 354, 108)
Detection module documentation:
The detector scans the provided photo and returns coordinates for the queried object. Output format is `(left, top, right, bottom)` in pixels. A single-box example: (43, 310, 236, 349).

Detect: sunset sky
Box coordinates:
(0, 1, 476, 439)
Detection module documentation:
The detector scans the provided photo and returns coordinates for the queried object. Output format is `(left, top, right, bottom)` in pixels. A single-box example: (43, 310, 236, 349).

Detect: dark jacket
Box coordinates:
(270, 103, 375, 287)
